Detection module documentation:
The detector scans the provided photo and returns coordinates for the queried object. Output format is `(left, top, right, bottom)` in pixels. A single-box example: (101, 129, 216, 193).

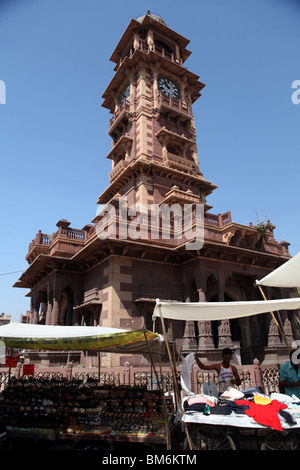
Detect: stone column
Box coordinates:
(182, 320, 198, 354)
(45, 300, 52, 325)
(51, 299, 59, 325)
(217, 271, 233, 348)
(40, 299, 47, 324)
(267, 317, 282, 348)
(152, 62, 160, 108)
(32, 297, 39, 324)
(197, 288, 214, 349)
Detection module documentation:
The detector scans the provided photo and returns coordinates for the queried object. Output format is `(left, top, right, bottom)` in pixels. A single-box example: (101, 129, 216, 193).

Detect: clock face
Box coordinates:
(120, 85, 130, 105)
(158, 77, 179, 99)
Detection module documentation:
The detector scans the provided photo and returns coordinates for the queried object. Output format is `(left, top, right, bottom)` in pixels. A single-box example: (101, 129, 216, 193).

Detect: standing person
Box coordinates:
(279, 348, 300, 399)
(194, 348, 241, 392)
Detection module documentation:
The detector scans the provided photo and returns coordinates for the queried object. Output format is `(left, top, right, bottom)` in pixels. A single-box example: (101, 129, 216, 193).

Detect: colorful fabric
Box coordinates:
(253, 395, 272, 406)
(235, 399, 287, 431)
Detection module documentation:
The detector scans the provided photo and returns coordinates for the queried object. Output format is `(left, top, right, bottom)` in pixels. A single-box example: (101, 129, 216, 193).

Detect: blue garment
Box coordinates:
(280, 361, 300, 399)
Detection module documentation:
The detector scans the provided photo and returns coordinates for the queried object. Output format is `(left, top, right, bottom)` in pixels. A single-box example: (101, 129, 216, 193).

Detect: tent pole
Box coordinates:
(257, 284, 290, 352)
(158, 348, 171, 451)
(98, 351, 101, 383)
(143, 330, 171, 450)
(158, 305, 193, 450)
(170, 321, 178, 412)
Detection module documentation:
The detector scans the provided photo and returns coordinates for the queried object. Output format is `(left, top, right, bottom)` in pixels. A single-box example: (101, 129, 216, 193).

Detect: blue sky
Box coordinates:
(0, 0, 299, 321)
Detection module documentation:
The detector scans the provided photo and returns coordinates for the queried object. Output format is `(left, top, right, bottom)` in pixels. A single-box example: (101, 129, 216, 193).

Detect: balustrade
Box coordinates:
(11, 359, 279, 395)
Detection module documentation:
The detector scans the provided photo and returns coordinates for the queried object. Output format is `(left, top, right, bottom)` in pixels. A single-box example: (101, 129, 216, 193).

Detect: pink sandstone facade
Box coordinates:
(14, 12, 299, 367)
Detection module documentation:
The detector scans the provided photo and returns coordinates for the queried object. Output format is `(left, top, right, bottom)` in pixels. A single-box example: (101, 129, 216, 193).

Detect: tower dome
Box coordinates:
(136, 10, 168, 27)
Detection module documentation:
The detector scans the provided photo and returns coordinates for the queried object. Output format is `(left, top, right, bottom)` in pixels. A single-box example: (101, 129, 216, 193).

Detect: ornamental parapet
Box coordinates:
(26, 220, 94, 264)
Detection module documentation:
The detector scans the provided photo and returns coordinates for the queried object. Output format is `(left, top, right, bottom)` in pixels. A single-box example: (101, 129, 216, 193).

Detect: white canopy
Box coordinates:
(153, 297, 300, 322)
(0, 322, 163, 354)
(256, 252, 300, 288)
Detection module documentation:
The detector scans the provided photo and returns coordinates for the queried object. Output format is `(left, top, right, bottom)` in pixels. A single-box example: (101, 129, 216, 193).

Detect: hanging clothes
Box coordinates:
(180, 353, 196, 395)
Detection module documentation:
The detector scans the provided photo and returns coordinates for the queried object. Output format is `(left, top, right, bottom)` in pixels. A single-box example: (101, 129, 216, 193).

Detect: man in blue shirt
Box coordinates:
(279, 348, 300, 399)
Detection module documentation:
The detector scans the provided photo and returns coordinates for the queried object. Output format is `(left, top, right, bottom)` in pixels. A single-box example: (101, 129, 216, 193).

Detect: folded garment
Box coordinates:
(185, 394, 216, 408)
(254, 395, 272, 406)
(210, 405, 231, 415)
(279, 409, 297, 425)
(240, 387, 261, 397)
(270, 392, 295, 404)
(210, 402, 249, 415)
(183, 401, 210, 413)
(220, 387, 244, 401)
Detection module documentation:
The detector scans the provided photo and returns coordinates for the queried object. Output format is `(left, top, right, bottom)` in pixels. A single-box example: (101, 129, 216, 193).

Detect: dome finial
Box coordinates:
(136, 11, 168, 27)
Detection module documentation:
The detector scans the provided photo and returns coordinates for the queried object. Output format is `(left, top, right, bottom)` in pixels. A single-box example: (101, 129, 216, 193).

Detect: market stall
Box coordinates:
(152, 280, 300, 450)
(179, 383, 300, 450)
(0, 324, 175, 450)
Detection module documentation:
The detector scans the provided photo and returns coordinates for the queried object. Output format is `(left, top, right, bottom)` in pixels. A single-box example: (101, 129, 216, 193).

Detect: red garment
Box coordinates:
(235, 399, 287, 431)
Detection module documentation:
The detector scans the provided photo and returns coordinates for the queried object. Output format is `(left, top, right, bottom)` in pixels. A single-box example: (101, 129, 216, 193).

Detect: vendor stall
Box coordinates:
(180, 384, 300, 450)
(0, 324, 174, 450)
(152, 279, 300, 450)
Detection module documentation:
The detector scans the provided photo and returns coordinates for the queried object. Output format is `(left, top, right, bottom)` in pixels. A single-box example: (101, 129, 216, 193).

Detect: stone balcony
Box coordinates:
(157, 92, 191, 119)
(26, 219, 95, 264)
(108, 101, 130, 135)
(117, 40, 184, 70)
(26, 209, 290, 266)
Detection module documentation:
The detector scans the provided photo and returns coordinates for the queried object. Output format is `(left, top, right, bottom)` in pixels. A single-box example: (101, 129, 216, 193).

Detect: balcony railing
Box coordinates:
(119, 41, 183, 68)
(109, 159, 129, 182)
(109, 101, 130, 130)
(164, 151, 198, 174)
(158, 93, 190, 116)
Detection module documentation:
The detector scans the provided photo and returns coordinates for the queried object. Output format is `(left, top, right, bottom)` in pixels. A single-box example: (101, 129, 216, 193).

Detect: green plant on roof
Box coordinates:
(256, 218, 276, 232)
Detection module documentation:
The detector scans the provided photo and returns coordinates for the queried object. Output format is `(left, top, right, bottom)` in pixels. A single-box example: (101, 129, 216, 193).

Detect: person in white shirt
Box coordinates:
(194, 348, 241, 392)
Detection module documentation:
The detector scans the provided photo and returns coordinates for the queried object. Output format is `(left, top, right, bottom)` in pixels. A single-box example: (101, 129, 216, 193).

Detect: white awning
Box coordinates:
(256, 252, 300, 288)
(153, 297, 300, 322)
(0, 322, 163, 354)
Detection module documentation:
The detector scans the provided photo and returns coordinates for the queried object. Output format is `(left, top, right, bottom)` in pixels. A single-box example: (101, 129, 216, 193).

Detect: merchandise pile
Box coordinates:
(0, 376, 174, 444)
(182, 387, 300, 431)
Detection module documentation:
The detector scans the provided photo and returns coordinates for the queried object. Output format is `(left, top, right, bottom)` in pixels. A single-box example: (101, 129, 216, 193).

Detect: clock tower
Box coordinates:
(16, 12, 294, 368)
(98, 11, 216, 219)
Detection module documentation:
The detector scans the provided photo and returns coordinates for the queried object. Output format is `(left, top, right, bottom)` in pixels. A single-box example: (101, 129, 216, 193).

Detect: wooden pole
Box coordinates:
(157, 304, 193, 450)
(98, 351, 101, 383)
(170, 321, 178, 412)
(143, 330, 171, 450)
(158, 349, 171, 450)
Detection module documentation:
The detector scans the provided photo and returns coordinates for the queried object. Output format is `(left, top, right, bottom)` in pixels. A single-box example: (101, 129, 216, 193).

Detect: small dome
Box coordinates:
(136, 10, 168, 27)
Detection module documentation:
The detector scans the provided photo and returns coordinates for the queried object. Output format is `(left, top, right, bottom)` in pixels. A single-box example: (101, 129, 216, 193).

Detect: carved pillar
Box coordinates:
(283, 316, 295, 346)
(182, 279, 200, 354)
(152, 62, 160, 108)
(197, 288, 214, 349)
(51, 299, 59, 326)
(217, 271, 233, 348)
(182, 320, 198, 353)
(279, 305, 295, 347)
(45, 300, 52, 325)
(45, 284, 53, 326)
(267, 317, 282, 347)
(32, 296, 39, 324)
(39, 299, 47, 324)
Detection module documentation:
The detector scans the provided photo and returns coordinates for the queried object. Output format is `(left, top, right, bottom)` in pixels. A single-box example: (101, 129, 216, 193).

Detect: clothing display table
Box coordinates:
(181, 390, 300, 450)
